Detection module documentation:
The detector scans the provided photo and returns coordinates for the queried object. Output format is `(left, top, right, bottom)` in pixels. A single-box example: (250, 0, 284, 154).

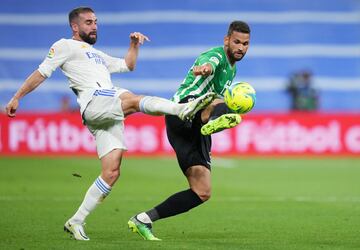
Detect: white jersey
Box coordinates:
(38, 38, 130, 114)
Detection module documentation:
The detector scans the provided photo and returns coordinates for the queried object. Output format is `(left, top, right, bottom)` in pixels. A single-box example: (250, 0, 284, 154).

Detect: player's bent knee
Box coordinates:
(200, 191, 211, 202)
(108, 168, 120, 179)
(194, 188, 211, 202)
(101, 168, 120, 186)
(119, 92, 143, 115)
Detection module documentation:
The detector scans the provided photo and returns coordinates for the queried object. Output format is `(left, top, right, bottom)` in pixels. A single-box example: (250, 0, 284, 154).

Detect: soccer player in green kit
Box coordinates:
(128, 21, 251, 240)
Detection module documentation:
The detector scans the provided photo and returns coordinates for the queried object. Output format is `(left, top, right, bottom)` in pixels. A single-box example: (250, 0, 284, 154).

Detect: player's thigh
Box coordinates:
(165, 115, 212, 174)
(119, 91, 143, 115)
(84, 90, 125, 125)
(88, 121, 127, 159)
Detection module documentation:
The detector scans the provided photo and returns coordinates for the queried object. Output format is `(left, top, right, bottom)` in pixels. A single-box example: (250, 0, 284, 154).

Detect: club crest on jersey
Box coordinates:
(209, 56, 219, 65)
(47, 48, 55, 59)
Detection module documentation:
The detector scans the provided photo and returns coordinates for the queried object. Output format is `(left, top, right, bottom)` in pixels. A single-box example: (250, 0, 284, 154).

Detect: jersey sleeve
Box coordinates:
(98, 51, 130, 73)
(38, 39, 71, 78)
(196, 50, 222, 73)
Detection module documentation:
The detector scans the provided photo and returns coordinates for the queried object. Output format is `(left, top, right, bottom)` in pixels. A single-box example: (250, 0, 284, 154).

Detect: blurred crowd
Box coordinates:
(287, 70, 318, 112)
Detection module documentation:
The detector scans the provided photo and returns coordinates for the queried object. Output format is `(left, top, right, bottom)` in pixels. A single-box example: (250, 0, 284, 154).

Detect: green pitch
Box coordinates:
(0, 156, 359, 250)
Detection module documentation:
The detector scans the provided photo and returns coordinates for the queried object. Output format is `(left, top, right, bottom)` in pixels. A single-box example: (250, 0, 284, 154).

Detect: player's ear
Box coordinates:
(224, 35, 229, 45)
(71, 22, 79, 33)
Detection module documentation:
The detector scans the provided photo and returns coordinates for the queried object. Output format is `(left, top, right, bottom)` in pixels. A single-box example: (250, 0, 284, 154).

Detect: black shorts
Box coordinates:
(165, 96, 211, 174)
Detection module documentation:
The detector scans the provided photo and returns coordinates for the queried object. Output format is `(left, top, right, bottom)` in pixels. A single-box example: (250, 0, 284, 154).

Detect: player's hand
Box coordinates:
(193, 64, 213, 76)
(5, 97, 19, 117)
(130, 32, 150, 46)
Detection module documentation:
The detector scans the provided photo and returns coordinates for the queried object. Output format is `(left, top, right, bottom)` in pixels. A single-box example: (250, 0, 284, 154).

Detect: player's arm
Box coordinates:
(6, 39, 69, 117)
(193, 64, 213, 76)
(124, 32, 150, 71)
(192, 52, 221, 77)
(5, 70, 46, 117)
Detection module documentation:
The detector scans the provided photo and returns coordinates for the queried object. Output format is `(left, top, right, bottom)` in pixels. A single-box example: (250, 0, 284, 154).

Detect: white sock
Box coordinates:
(70, 176, 111, 224)
(136, 212, 152, 224)
(139, 96, 185, 115)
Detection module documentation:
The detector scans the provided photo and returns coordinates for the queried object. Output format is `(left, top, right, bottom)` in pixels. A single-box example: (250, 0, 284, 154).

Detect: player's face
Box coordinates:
(74, 12, 97, 44)
(224, 31, 250, 64)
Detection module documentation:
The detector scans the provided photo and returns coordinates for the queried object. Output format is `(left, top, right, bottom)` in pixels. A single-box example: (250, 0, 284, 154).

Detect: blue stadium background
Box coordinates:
(0, 0, 359, 112)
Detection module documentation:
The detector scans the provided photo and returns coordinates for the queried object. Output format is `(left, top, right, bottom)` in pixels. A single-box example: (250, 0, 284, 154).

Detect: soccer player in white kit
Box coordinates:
(5, 7, 215, 241)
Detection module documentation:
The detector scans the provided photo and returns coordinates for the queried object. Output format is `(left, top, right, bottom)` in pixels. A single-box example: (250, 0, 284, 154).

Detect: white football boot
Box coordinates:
(178, 92, 216, 121)
(64, 220, 90, 241)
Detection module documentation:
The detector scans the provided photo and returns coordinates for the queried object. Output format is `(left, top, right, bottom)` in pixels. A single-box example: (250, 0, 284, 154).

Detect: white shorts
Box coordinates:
(83, 88, 129, 158)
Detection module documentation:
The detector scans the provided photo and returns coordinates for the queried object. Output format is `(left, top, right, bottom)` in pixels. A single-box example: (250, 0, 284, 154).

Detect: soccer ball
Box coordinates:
(224, 82, 256, 114)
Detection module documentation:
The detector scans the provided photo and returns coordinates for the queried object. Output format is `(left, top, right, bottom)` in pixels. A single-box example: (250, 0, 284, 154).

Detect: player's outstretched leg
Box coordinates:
(179, 92, 216, 121)
(64, 220, 90, 241)
(201, 113, 241, 135)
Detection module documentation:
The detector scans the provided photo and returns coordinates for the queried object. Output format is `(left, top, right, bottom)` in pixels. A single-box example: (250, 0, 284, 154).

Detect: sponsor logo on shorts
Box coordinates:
(93, 89, 116, 97)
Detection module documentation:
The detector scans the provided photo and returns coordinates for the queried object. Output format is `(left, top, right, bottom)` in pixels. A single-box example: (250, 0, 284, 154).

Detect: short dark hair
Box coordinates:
(227, 21, 251, 36)
(68, 7, 94, 26)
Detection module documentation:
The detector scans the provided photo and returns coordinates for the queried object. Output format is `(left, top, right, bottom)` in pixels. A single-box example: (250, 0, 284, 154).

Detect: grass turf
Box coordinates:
(0, 156, 359, 249)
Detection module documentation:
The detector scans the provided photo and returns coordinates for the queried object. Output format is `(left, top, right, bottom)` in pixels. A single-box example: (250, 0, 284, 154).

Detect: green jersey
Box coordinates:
(173, 46, 236, 103)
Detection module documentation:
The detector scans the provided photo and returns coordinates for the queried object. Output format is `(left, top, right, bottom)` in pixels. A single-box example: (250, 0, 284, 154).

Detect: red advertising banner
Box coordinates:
(0, 112, 359, 156)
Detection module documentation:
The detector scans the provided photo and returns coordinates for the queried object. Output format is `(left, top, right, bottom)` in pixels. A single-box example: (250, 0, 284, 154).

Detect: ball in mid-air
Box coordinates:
(224, 82, 256, 114)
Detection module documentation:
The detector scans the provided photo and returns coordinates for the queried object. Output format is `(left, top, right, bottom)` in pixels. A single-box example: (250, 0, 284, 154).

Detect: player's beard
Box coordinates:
(79, 31, 97, 45)
(226, 47, 246, 63)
